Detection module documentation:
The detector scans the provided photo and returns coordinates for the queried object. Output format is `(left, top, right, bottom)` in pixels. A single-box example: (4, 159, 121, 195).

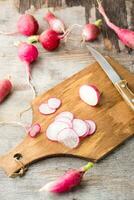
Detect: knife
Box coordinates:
(87, 45, 134, 111)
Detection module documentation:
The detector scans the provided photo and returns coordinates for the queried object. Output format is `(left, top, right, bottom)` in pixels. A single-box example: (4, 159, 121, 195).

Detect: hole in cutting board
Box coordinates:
(13, 153, 22, 160)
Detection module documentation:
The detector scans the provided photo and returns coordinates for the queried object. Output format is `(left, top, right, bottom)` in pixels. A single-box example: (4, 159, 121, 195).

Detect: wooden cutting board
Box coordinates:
(0, 57, 133, 177)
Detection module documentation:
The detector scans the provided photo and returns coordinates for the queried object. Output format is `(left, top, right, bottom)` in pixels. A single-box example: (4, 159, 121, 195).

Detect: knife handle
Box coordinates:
(115, 80, 134, 111)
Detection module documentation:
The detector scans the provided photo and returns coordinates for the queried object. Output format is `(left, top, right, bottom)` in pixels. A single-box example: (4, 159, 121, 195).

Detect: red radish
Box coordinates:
(44, 11, 65, 34)
(56, 111, 74, 121)
(55, 116, 72, 128)
(83, 120, 96, 137)
(57, 128, 79, 149)
(0, 14, 39, 36)
(48, 97, 61, 109)
(28, 123, 41, 138)
(97, 0, 134, 49)
(39, 103, 56, 115)
(18, 42, 38, 97)
(39, 162, 93, 193)
(82, 19, 102, 42)
(46, 121, 69, 141)
(79, 84, 101, 106)
(72, 119, 88, 137)
(0, 79, 12, 103)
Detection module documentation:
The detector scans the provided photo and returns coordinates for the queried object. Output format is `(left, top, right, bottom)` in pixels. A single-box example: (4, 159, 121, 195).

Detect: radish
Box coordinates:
(39, 162, 93, 193)
(97, 0, 134, 49)
(72, 119, 88, 137)
(28, 123, 41, 138)
(46, 121, 69, 141)
(85, 120, 96, 135)
(57, 128, 79, 149)
(82, 19, 102, 42)
(56, 111, 74, 120)
(55, 116, 72, 128)
(48, 97, 61, 109)
(44, 11, 65, 34)
(0, 78, 12, 103)
(18, 42, 38, 97)
(79, 84, 101, 106)
(39, 103, 56, 115)
(0, 14, 39, 36)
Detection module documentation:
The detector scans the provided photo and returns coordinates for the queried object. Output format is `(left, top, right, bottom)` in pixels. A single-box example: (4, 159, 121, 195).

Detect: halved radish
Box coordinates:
(46, 121, 69, 141)
(28, 123, 41, 138)
(55, 116, 72, 128)
(57, 128, 79, 149)
(85, 120, 96, 135)
(72, 119, 88, 137)
(79, 85, 101, 106)
(48, 97, 61, 109)
(56, 111, 74, 120)
(39, 103, 56, 115)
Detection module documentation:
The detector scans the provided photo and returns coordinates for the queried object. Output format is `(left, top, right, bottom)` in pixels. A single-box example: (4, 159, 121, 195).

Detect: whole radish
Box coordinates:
(28, 29, 61, 51)
(44, 11, 65, 34)
(18, 42, 38, 97)
(39, 162, 93, 193)
(82, 19, 102, 42)
(0, 79, 12, 103)
(0, 14, 39, 36)
(97, 0, 134, 49)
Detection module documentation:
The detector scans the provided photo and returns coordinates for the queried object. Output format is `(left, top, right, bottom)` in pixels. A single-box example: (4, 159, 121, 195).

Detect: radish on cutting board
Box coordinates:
(28, 123, 41, 138)
(79, 84, 101, 106)
(72, 119, 88, 137)
(39, 103, 56, 115)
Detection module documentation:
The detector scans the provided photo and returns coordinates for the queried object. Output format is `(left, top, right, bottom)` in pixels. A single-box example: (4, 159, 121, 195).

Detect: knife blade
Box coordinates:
(87, 45, 134, 111)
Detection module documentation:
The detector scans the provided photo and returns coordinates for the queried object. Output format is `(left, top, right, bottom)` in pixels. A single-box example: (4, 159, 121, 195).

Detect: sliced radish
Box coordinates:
(55, 116, 72, 128)
(48, 97, 61, 109)
(85, 120, 96, 135)
(82, 121, 91, 137)
(72, 119, 88, 137)
(56, 111, 74, 120)
(79, 84, 101, 106)
(57, 128, 79, 149)
(28, 123, 41, 138)
(46, 121, 69, 141)
(39, 103, 56, 115)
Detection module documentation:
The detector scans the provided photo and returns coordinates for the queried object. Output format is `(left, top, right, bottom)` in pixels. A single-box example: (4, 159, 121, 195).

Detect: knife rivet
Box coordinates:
(131, 99, 134, 103)
(121, 84, 125, 88)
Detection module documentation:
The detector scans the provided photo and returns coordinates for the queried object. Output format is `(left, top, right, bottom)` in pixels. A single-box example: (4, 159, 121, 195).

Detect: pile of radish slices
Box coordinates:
(46, 111, 96, 149)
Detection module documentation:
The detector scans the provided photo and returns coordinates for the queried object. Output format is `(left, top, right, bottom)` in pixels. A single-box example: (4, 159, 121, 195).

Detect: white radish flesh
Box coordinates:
(48, 97, 61, 109)
(57, 128, 79, 149)
(57, 111, 74, 120)
(28, 123, 41, 138)
(72, 119, 88, 137)
(82, 121, 91, 137)
(79, 85, 100, 106)
(55, 116, 72, 128)
(39, 103, 56, 115)
(46, 121, 69, 141)
(85, 120, 96, 135)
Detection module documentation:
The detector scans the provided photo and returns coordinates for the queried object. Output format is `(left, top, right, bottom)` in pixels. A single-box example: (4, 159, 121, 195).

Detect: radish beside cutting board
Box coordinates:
(0, 57, 133, 177)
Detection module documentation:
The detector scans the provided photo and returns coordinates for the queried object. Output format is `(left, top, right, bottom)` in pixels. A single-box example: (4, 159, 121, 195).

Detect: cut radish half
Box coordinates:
(79, 84, 101, 106)
(72, 119, 88, 137)
(85, 120, 96, 135)
(28, 123, 41, 138)
(48, 98, 61, 109)
(55, 116, 72, 128)
(56, 111, 74, 120)
(39, 103, 56, 115)
(57, 128, 79, 149)
(46, 121, 69, 141)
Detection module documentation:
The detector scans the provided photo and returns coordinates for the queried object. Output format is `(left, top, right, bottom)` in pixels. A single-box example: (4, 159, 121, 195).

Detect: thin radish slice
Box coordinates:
(79, 85, 101, 106)
(48, 97, 61, 109)
(46, 121, 69, 141)
(57, 128, 79, 149)
(28, 123, 41, 138)
(56, 111, 74, 120)
(82, 121, 91, 137)
(39, 103, 56, 115)
(85, 120, 96, 135)
(72, 119, 88, 137)
(55, 116, 72, 128)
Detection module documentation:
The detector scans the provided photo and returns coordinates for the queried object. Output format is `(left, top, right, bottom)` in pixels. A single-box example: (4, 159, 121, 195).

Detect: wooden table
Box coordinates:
(0, 1, 134, 199)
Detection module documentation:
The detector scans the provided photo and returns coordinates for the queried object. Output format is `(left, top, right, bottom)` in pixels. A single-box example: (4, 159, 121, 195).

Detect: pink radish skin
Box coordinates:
(39, 162, 93, 193)
(57, 128, 79, 149)
(28, 123, 41, 138)
(55, 116, 72, 128)
(46, 121, 69, 141)
(0, 79, 12, 103)
(97, 1, 134, 49)
(48, 97, 61, 109)
(44, 11, 65, 34)
(72, 119, 88, 137)
(56, 111, 74, 120)
(39, 103, 56, 115)
(79, 84, 101, 106)
(82, 23, 100, 42)
(85, 120, 96, 135)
